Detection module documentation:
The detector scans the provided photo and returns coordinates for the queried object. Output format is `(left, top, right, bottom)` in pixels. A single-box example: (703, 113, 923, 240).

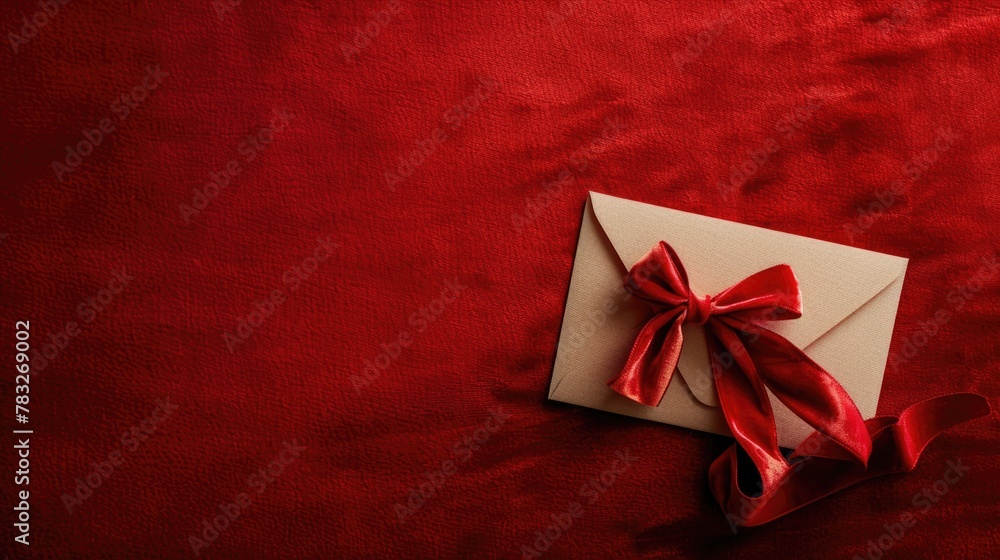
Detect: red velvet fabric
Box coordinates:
(2, 0, 998, 558)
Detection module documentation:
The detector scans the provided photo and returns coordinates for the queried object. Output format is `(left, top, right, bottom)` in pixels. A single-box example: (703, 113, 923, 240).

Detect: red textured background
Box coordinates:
(2, 0, 999, 558)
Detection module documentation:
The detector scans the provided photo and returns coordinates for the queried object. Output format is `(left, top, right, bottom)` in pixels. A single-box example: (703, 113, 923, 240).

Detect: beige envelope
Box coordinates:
(549, 192, 908, 448)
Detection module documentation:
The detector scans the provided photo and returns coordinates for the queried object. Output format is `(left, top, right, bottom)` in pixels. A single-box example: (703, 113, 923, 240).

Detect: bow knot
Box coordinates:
(685, 292, 713, 325)
(608, 241, 871, 494)
(604, 241, 986, 527)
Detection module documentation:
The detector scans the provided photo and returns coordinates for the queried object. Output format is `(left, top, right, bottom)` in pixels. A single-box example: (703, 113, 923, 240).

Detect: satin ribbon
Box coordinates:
(712, 392, 991, 527)
(608, 241, 990, 525)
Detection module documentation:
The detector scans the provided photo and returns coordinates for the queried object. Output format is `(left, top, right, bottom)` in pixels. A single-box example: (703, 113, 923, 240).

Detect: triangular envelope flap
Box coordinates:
(589, 191, 907, 405)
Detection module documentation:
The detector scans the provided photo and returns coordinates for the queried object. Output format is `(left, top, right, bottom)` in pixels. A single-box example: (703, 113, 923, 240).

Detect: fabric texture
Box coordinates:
(1, 0, 998, 558)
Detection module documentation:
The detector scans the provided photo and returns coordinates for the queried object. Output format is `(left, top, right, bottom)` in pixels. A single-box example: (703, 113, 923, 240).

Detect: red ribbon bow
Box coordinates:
(609, 241, 990, 526)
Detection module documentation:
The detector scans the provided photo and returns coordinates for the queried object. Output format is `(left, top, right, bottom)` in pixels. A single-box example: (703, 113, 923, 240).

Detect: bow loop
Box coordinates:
(712, 264, 802, 322)
(623, 241, 691, 307)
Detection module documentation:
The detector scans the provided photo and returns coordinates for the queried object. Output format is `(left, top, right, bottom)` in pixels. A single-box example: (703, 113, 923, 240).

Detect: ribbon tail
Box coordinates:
(710, 393, 991, 528)
(607, 308, 685, 406)
(707, 320, 788, 489)
(722, 317, 872, 467)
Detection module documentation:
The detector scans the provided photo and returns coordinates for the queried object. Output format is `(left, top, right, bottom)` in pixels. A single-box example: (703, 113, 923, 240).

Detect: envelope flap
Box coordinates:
(589, 191, 908, 404)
